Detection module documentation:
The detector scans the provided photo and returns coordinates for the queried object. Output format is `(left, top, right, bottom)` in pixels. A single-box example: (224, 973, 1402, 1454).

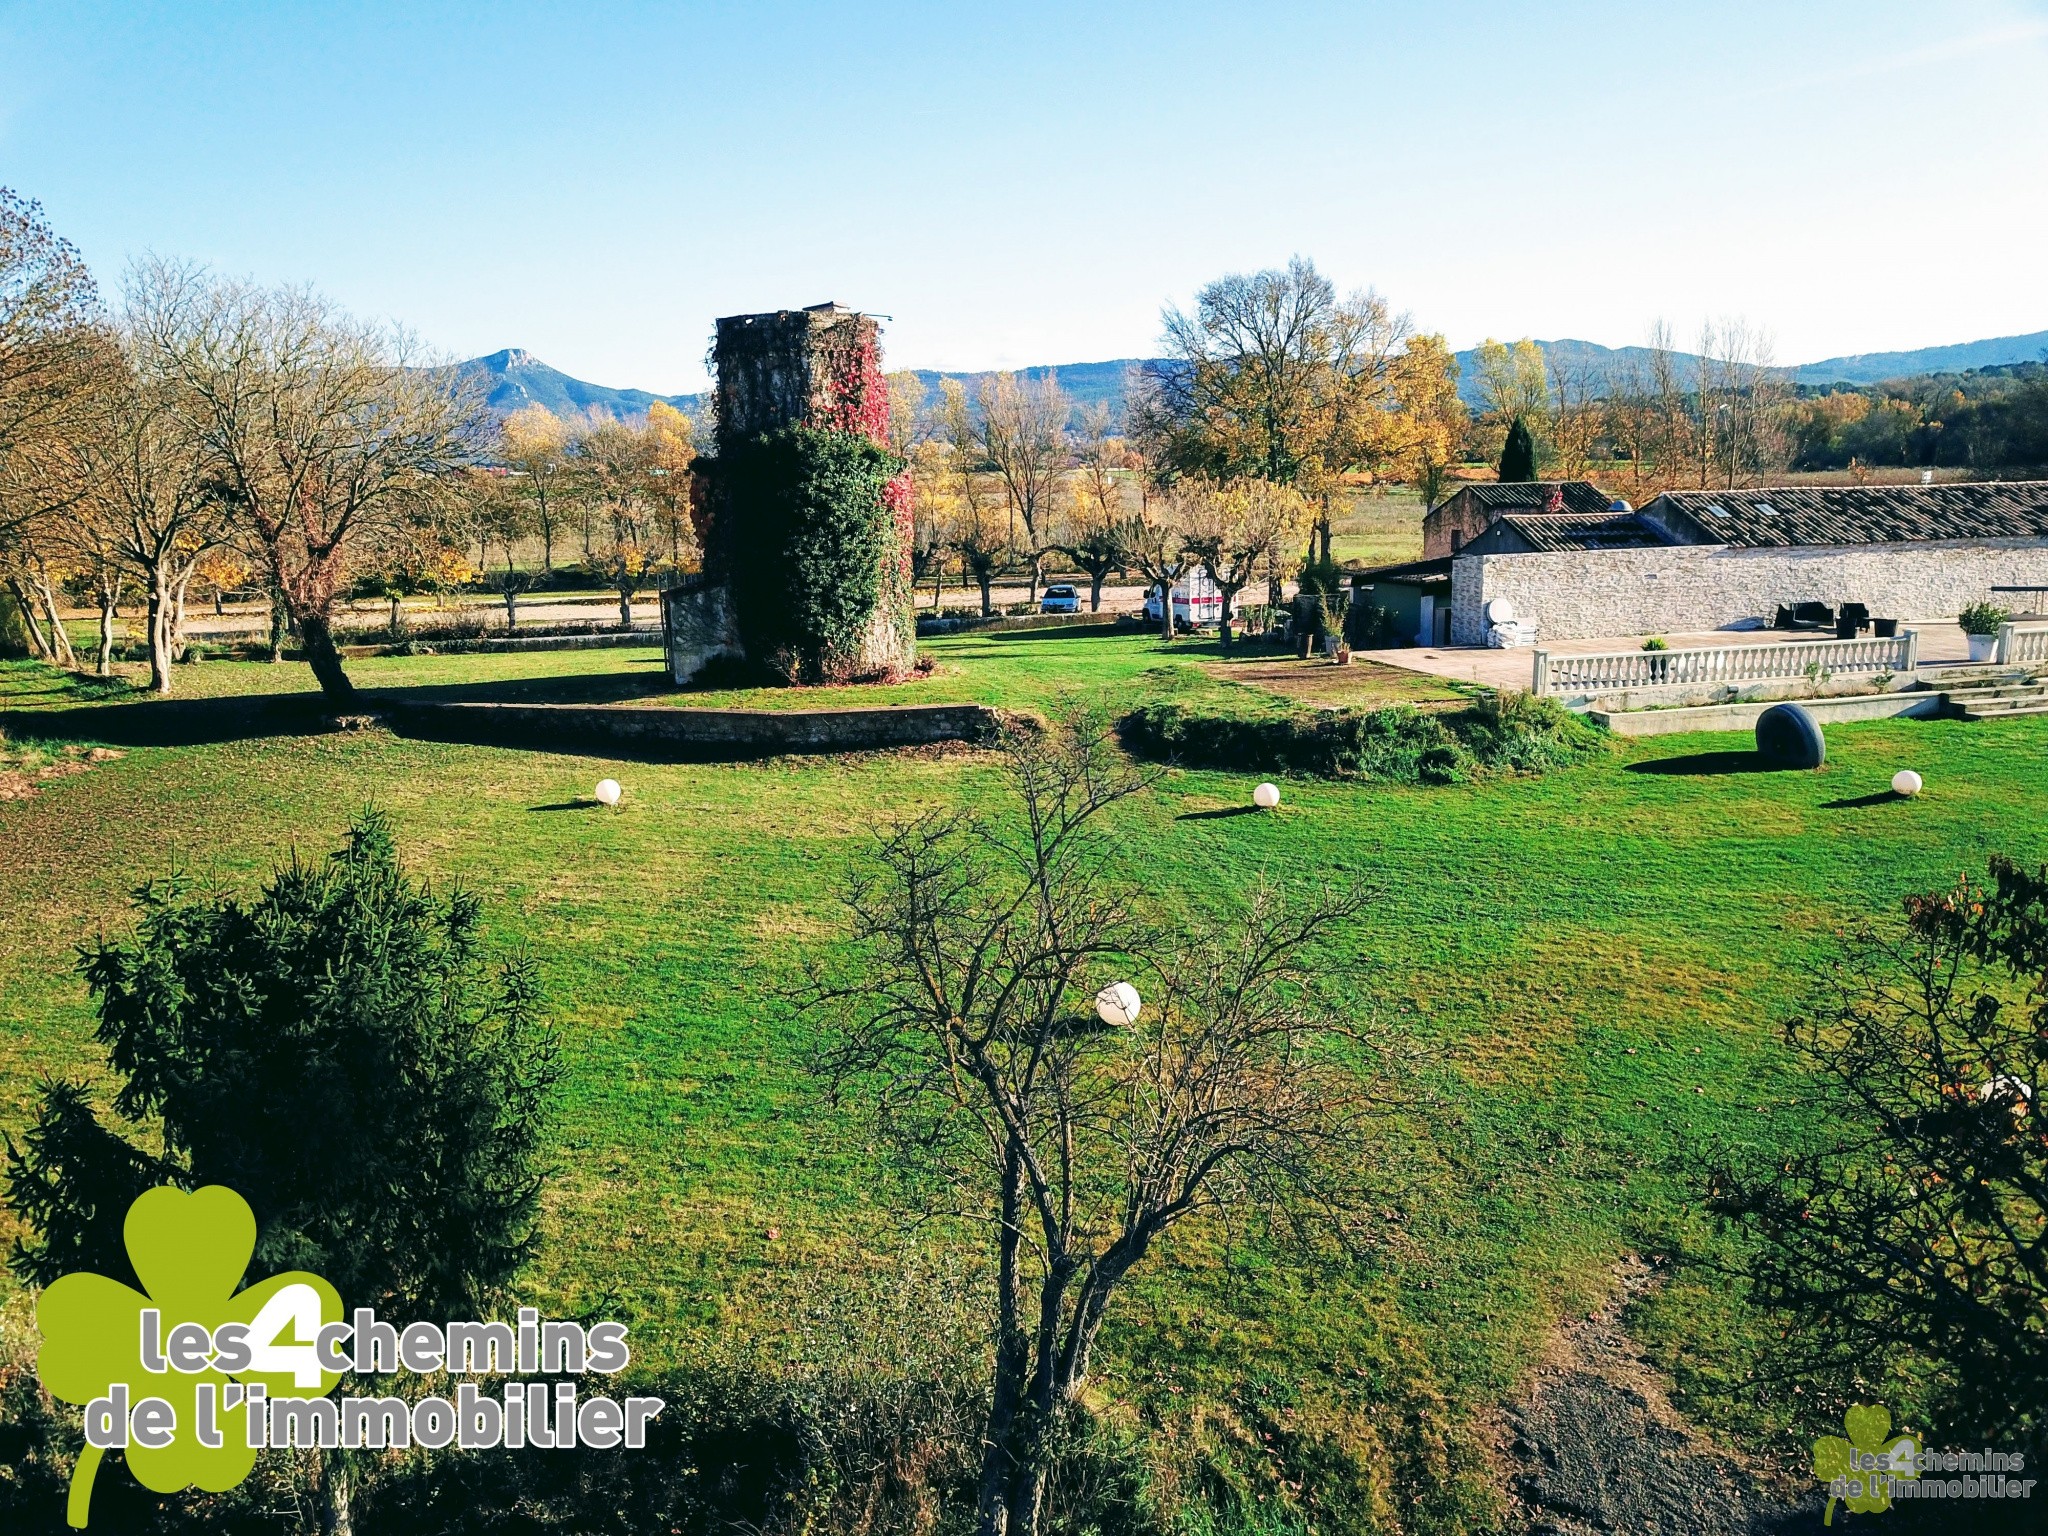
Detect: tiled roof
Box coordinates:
(1491, 513, 1669, 553)
(1351, 555, 1453, 583)
(1453, 481, 1617, 515)
(1651, 482, 2048, 548)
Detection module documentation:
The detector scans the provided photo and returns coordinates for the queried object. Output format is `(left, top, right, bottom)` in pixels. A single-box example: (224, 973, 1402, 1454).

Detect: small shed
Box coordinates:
(1350, 556, 1453, 646)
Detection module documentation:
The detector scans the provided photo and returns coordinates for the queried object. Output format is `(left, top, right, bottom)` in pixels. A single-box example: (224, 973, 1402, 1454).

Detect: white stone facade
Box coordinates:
(1450, 538, 2048, 645)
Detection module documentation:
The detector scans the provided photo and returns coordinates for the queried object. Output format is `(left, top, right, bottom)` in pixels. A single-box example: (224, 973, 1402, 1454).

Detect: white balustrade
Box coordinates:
(1532, 632, 1918, 697)
(1995, 622, 2048, 666)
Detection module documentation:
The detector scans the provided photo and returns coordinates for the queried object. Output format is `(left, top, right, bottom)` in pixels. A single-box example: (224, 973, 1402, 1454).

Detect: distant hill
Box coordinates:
(457, 328, 2048, 427)
(1791, 331, 2048, 385)
(456, 348, 702, 420)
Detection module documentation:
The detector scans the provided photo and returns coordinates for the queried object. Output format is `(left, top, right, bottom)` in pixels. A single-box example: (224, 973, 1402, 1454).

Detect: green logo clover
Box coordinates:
(1812, 1403, 1918, 1526)
(35, 1185, 344, 1528)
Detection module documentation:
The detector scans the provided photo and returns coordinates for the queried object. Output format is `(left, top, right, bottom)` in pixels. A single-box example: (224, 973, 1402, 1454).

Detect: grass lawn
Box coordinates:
(3, 635, 2043, 1507)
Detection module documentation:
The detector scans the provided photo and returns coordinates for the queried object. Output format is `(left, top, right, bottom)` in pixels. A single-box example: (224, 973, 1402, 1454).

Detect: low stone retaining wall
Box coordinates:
(1590, 692, 1946, 737)
(382, 698, 1007, 759)
(917, 611, 1121, 636)
(338, 628, 661, 658)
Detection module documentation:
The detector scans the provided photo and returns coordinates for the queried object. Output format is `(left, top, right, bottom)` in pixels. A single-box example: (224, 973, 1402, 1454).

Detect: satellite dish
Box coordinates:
(1485, 597, 1517, 625)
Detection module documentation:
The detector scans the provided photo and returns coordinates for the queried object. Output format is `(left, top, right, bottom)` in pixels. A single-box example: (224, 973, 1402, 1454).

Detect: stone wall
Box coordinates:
(661, 581, 743, 684)
(1451, 538, 2048, 645)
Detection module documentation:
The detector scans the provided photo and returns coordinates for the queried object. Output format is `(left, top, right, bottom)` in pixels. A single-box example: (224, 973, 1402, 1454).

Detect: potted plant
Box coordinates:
(1958, 602, 2010, 663)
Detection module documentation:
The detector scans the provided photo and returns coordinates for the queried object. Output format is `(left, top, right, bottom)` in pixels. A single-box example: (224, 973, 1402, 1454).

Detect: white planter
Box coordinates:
(1967, 632, 1997, 662)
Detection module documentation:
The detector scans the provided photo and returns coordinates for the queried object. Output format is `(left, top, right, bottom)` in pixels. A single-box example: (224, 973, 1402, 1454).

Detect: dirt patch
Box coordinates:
(1200, 655, 1470, 708)
(1502, 1256, 1818, 1535)
(0, 743, 123, 801)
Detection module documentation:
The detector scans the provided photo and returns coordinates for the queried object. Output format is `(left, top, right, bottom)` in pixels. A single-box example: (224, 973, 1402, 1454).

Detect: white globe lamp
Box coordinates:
(1095, 981, 1142, 1029)
(1891, 769, 1922, 798)
(1253, 782, 1281, 810)
(594, 778, 623, 808)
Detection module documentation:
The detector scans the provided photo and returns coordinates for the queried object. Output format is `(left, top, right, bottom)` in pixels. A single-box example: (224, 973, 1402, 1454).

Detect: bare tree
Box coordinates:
(978, 371, 1069, 603)
(1051, 404, 1130, 612)
(129, 261, 483, 706)
(1120, 477, 1202, 644)
(0, 189, 102, 548)
(61, 295, 235, 690)
(498, 404, 569, 574)
(569, 412, 666, 628)
(1185, 477, 1310, 646)
(1138, 257, 1411, 561)
(810, 719, 1408, 1536)
(942, 380, 1014, 615)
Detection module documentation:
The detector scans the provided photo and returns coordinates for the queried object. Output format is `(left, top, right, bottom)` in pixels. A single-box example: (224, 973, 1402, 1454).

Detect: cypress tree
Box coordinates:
(1498, 416, 1538, 482)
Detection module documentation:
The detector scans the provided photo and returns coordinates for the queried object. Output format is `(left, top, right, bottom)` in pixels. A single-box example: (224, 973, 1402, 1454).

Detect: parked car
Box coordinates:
(1142, 578, 1223, 629)
(1039, 583, 1080, 614)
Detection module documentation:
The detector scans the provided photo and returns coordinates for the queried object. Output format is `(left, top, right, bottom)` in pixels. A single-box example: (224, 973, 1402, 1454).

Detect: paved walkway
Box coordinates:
(1360, 623, 1973, 691)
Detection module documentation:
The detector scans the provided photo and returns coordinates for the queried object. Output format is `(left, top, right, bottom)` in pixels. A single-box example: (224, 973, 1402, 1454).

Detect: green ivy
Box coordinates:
(718, 425, 905, 683)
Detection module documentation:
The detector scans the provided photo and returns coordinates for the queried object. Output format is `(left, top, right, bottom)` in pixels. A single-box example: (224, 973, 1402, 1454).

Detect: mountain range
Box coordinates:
(457, 328, 2048, 426)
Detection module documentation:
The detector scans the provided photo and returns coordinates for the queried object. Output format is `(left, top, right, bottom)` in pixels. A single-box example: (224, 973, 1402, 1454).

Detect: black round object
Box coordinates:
(1755, 702, 1825, 768)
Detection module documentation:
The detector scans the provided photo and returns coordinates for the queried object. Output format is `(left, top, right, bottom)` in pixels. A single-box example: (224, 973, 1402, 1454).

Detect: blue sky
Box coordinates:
(4, 1, 2045, 392)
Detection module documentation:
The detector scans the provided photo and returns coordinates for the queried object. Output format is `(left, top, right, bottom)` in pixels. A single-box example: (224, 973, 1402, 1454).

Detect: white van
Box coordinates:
(1143, 569, 1223, 628)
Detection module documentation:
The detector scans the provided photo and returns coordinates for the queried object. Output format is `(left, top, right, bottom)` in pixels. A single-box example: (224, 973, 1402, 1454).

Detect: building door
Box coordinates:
(1436, 604, 1452, 646)
(1416, 594, 1436, 648)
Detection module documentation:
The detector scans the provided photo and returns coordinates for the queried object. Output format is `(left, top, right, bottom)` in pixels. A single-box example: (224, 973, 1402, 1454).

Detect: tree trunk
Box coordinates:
(149, 580, 174, 693)
(1157, 582, 1175, 644)
(95, 587, 118, 676)
(9, 578, 52, 660)
(1027, 551, 1041, 606)
(617, 586, 634, 629)
(388, 593, 402, 634)
(974, 1144, 1031, 1536)
(296, 611, 358, 707)
(1004, 1461, 1049, 1536)
(267, 588, 288, 663)
(1218, 589, 1235, 649)
(38, 577, 75, 668)
(316, 1448, 353, 1536)
(170, 575, 191, 665)
(504, 587, 518, 631)
(978, 574, 993, 617)
(1087, 571, 1104, 612)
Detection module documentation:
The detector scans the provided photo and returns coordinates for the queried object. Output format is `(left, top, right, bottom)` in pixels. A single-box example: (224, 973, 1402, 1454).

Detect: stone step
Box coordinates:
(1942, 683, 2048, 703)
(1961, 702, 2048, 721)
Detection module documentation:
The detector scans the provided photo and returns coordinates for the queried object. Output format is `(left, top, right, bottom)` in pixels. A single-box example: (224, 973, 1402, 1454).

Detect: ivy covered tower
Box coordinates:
(664, 302, 914, 686)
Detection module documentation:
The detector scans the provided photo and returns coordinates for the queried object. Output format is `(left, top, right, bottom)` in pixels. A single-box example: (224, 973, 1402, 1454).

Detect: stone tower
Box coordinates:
(662, 303, 915, 685)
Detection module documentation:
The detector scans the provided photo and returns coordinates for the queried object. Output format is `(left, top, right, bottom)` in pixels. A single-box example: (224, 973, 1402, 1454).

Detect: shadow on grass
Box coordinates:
(0, 666, 679, 749)
(1821, 790, 1905, 809)
(1176, 805, 1264, 821)
(1625, 751, 1786, 777)
(527, 800, 598, 812)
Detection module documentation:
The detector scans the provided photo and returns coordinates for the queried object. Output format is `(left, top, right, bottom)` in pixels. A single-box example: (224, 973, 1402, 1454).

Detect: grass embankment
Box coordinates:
(1, 633, 2042, 1520)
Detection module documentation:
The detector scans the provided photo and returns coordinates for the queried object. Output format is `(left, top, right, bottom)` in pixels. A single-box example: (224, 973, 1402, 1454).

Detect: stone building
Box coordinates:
(1421, 481, 1617, 559)
(1445, 481, 2048, 645)
(662, 303, 915, 684)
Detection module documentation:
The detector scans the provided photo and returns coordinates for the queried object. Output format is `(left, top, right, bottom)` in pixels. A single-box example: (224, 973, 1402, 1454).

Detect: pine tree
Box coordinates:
(1498, 416, 1538, 482)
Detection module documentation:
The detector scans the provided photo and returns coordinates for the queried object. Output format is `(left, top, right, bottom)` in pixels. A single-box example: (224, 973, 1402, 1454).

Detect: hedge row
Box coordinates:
(1117, 693, 1604, 784)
